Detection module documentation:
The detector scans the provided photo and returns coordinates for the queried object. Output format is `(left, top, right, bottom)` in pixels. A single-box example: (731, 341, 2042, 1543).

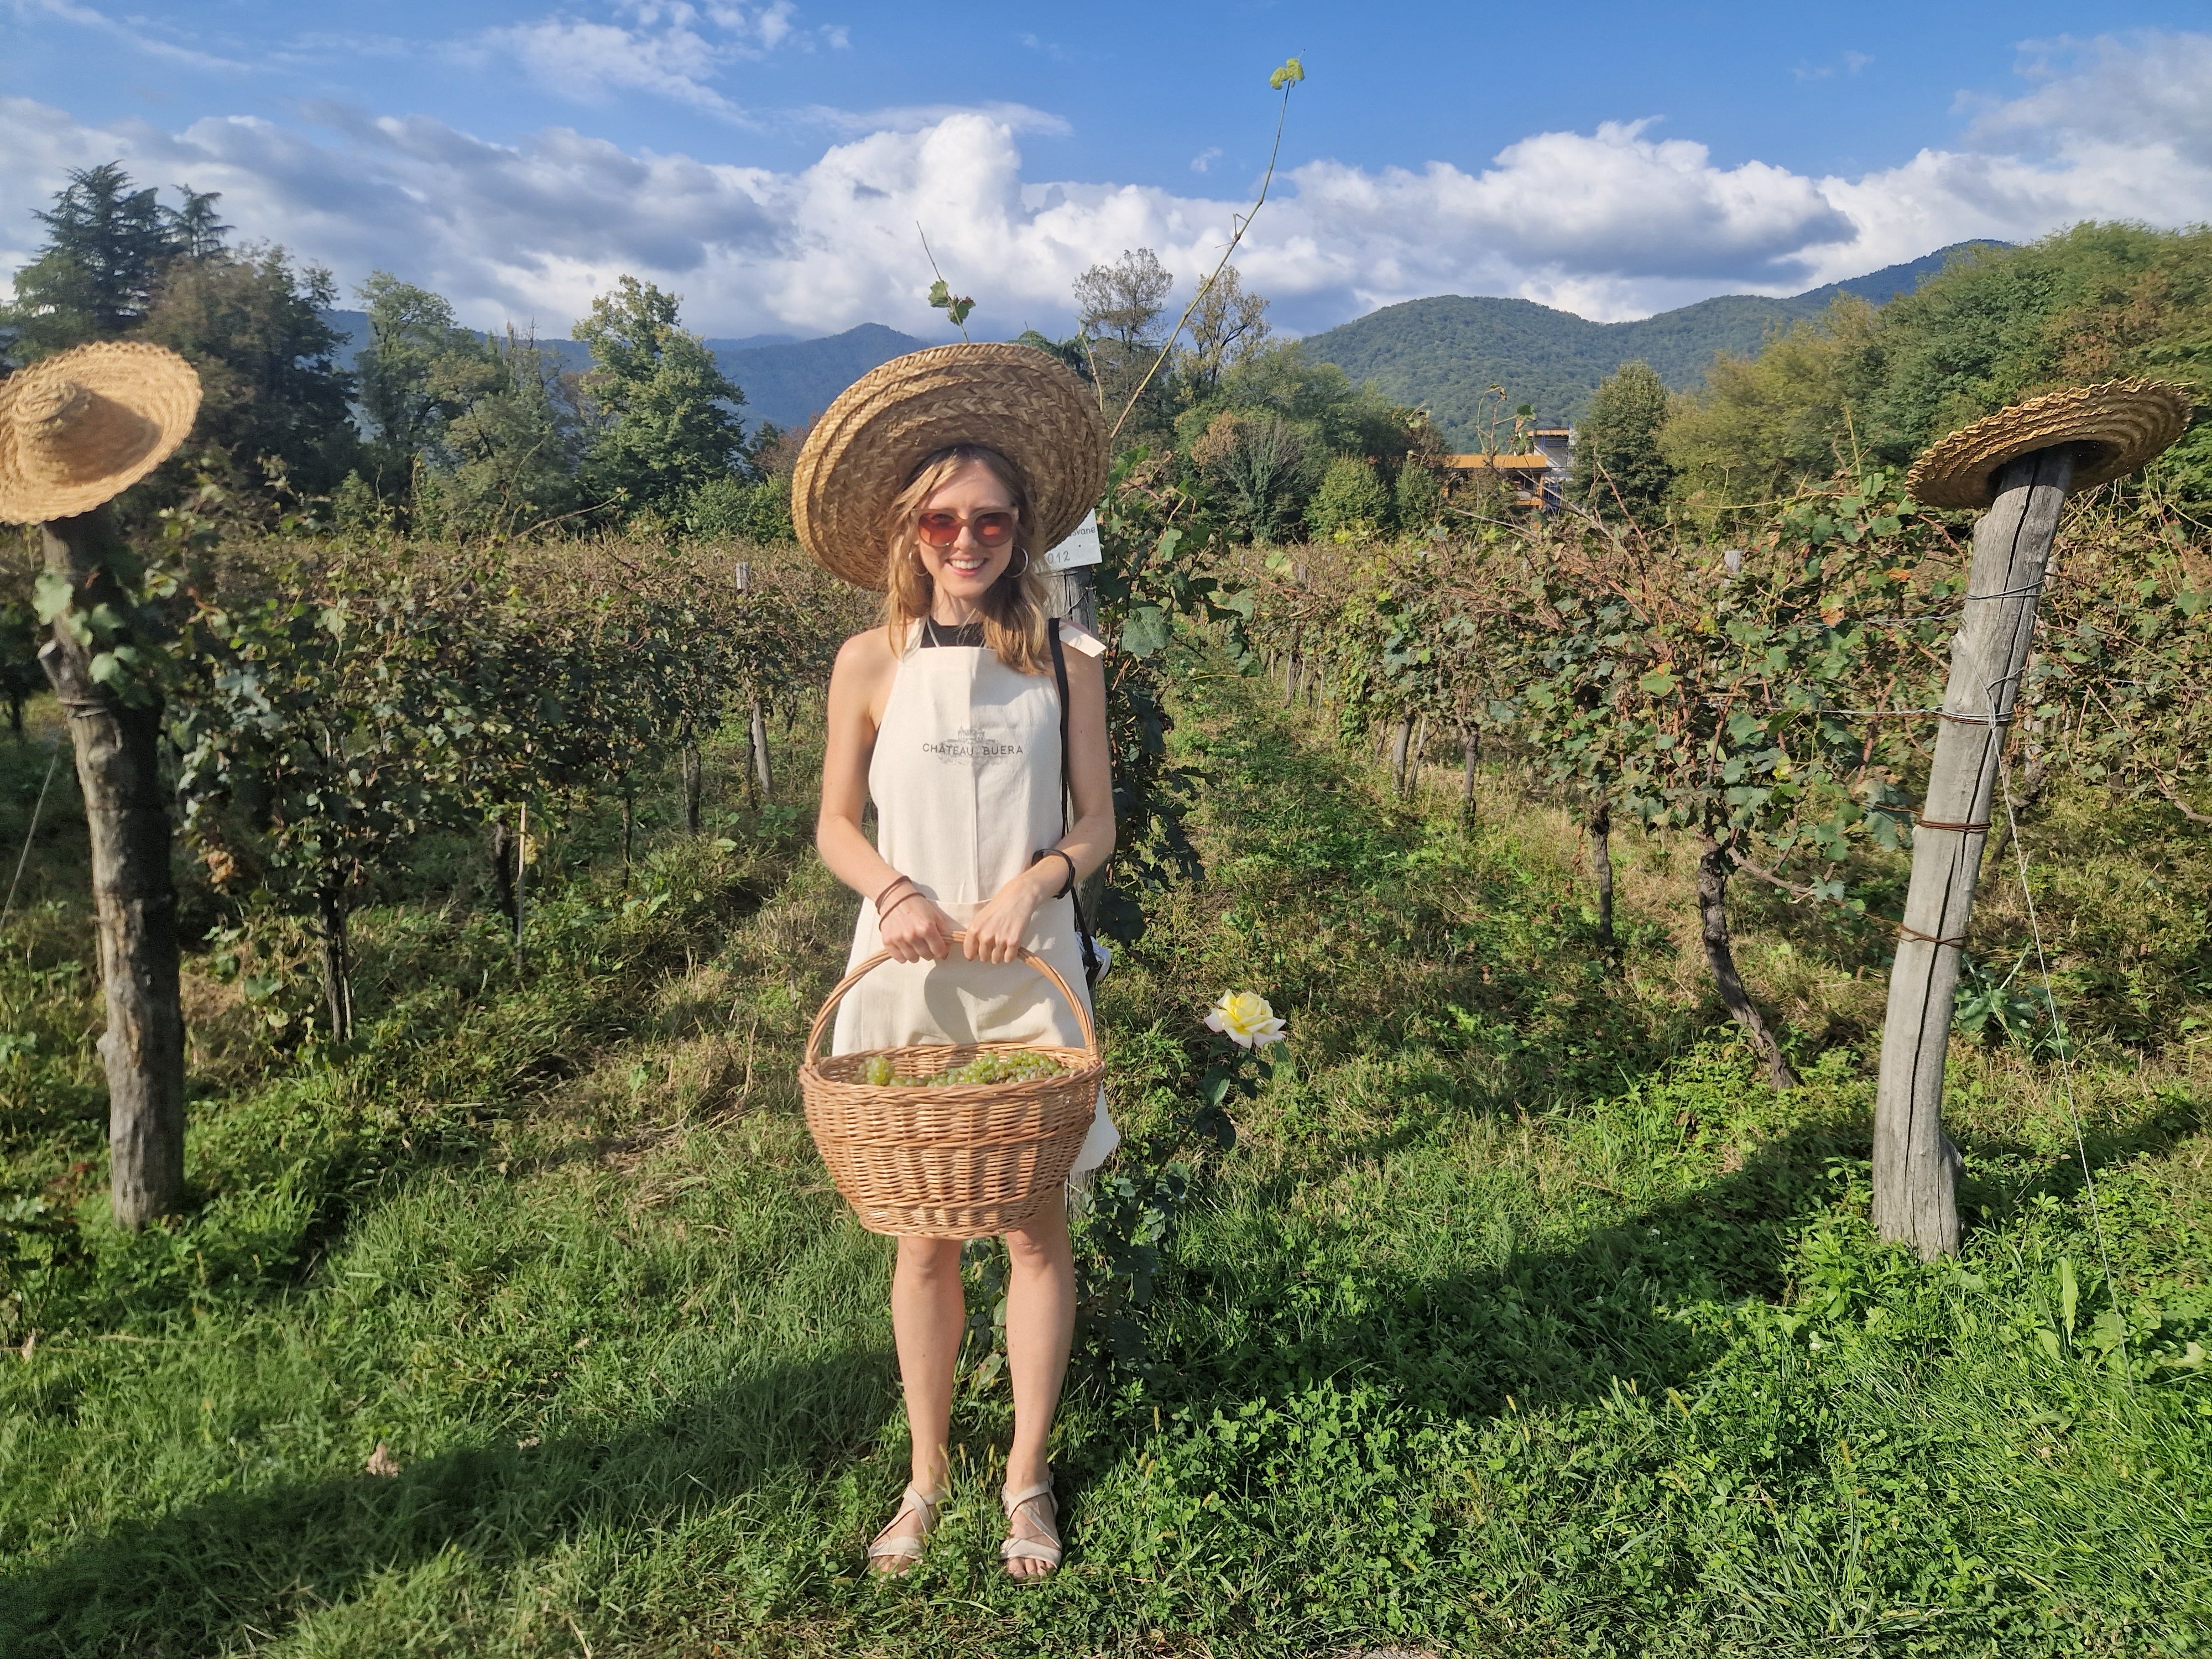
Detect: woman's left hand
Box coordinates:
(963, 867, 1052, 964)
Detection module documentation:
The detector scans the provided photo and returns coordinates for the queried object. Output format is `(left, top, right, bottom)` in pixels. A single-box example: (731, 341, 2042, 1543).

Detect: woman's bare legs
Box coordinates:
(878, 1235, 963, 1563)
(1001, 1198, 1075, 1578)
(878, 1208, 1075, 1575)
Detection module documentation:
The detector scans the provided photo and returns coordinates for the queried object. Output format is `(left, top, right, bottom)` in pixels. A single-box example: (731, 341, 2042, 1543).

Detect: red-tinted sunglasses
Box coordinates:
(916, 509, 1017, 549)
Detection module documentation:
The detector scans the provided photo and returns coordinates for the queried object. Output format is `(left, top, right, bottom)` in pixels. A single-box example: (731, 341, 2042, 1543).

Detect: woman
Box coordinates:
(796, 343, 1116, 1580)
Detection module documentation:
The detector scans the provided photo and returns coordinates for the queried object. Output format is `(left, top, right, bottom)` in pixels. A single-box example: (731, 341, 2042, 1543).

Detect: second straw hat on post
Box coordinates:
(1906, 377, 2193, 510)
(791, 342, 1107, 588)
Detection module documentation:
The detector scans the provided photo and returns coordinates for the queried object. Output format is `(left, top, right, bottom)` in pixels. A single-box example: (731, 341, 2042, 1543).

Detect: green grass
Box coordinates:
(2, 658, 2209, 1657)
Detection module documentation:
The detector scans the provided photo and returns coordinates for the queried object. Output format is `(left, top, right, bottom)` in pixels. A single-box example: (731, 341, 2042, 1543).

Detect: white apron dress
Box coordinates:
(830, 623, 1119, 1176)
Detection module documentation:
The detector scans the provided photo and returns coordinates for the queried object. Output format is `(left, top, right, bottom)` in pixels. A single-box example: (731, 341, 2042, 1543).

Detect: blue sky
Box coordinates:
(6, 2, 2211, 340)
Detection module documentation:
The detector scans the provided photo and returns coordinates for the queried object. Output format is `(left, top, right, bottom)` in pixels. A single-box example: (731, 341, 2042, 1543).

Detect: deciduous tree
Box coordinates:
(1571, 361, 1677, 523)
(573, 276, 749, 518)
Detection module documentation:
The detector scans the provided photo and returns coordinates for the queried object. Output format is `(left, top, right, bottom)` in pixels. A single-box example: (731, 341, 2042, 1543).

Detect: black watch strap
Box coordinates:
(1032, 847, 1076, 898)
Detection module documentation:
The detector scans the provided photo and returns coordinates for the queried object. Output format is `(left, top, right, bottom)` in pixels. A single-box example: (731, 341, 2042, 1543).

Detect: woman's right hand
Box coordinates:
(878, 891, 956, 962)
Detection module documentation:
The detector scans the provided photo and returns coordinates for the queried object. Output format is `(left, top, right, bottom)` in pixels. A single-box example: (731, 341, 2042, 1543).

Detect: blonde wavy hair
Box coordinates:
(880, 444, 1052, 675)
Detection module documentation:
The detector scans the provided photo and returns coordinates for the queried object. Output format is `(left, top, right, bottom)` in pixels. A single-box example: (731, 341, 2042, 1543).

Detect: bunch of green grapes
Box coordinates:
(857, 1051, 1065, 1087)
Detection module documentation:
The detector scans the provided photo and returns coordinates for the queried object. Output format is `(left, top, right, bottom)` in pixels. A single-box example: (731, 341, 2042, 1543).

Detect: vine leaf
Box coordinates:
(1120, 604, 1171, 660)
(926, 278, 975, 329)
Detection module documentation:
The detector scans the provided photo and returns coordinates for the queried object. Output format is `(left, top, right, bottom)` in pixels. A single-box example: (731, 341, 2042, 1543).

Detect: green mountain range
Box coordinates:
(316, 242, 1999, 454)
(1299, 243, 2001, 448)
(319, 314, 925, 433)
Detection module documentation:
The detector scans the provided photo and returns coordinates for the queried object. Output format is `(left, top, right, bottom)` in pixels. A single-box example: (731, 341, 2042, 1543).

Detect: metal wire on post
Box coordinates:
(2, 740, 63, 928)
(1995, 714, 2131, 1381)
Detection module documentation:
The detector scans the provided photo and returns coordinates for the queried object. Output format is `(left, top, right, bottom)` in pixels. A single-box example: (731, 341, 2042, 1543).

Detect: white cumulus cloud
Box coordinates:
(462, 1, 836, 121)
(1, 29, 2208, 341)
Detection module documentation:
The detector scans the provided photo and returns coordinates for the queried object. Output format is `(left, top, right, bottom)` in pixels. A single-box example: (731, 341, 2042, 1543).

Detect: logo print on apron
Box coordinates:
(923, 726, 1025, 766)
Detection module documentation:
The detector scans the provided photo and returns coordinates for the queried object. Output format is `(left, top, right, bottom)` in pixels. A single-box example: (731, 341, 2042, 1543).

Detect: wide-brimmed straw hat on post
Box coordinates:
(0, 341, 202, 526)
(791, 342, 1107, 588)
(1907, 377, 2194, 510)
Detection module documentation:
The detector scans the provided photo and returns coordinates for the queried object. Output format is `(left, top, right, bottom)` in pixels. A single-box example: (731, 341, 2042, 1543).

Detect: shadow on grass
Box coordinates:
(1162, 1122, 1862, 1428)
(1148, 1081, 2204, 1438)
(0, 1345, 891, 1659)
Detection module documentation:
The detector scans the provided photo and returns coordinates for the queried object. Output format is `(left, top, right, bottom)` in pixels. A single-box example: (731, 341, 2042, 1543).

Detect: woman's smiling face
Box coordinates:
(914, 458, 1019, 614)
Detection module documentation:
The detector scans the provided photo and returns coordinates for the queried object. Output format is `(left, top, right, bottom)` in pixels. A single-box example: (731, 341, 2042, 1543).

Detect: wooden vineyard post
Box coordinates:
(1041, 563, 1099, 634)
(1873, 446, 2075, 1257)
(734, 559, 773, 804)
(1870, 379, 2192, 1256)
(1040, 550, 1104, 920)
(749, 701, 773, 802)
(681, 726, 703, 834)
(39, 507, 187, 1228)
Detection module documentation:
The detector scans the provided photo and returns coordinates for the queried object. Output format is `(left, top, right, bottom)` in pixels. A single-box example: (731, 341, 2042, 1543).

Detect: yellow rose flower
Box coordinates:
(1206, 990, 1286, 1048)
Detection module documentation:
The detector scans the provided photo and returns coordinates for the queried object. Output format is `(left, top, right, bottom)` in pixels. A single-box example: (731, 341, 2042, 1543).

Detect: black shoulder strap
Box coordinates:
(1046, 619, 1102, 988)
(1048, 618, 1071, 835)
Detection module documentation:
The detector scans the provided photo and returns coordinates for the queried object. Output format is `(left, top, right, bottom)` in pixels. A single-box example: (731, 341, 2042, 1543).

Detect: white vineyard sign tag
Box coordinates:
(1042, 510, 1102, 572)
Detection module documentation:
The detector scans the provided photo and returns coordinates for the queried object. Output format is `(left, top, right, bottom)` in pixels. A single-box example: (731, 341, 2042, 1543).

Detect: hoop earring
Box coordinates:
(1007, 547, 1031, 578)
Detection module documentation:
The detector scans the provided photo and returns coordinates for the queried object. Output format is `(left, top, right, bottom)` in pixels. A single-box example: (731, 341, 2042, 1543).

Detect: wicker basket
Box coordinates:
(800, 933, 1103, 1238)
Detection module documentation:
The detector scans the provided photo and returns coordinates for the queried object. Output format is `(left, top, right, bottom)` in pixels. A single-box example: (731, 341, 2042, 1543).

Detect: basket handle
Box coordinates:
(804, 930, 1098, 1067)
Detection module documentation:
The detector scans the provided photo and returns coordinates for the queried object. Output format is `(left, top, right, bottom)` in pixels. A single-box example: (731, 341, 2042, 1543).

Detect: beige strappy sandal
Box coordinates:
(867, 1483, 946, 1575)
(999, 1478, 1062, 1577)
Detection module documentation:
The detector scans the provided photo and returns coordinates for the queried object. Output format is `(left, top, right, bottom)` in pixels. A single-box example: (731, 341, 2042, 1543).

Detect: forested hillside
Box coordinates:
(1301, 242, 1997, 443)
(1663, 222, 2212, 513)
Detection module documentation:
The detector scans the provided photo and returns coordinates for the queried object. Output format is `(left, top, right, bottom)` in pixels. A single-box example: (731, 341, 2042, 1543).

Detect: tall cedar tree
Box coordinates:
(2, 163, 179, 359)
(573, 276, 750, 517)
(1571, 361, 1677, 523)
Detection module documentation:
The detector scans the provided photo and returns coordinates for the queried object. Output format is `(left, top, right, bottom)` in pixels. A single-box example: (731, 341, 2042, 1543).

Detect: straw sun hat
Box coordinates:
(0, 341, 202, 526)
(791, 342, 1107, 588)
(1907, 377, 2194, 511)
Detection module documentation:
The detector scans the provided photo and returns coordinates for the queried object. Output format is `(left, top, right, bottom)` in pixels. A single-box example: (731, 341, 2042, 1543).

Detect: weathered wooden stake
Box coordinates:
(1872, 445, 2075, 1259)
(38, 507, 185, 1228)
(681, 730, 703, 834)
(490, 814, 515, 917)
(513, 802, 527, 973)
(749, 699, 773, 801)
(1459, 726, 1478, 826)
(1041, 563, 1099, 634)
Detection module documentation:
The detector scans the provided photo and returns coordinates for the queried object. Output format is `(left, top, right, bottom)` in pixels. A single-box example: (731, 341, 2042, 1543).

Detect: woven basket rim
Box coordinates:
(802, 1047, 1101, 1099)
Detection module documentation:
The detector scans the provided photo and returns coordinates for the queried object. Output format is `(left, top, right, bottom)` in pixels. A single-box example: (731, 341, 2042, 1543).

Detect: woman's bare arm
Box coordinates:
(816, 630, 956, 962)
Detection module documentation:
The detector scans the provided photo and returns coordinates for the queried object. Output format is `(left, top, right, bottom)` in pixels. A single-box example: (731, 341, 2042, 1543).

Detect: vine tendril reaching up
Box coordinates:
(1107, 56, 1305, 445)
